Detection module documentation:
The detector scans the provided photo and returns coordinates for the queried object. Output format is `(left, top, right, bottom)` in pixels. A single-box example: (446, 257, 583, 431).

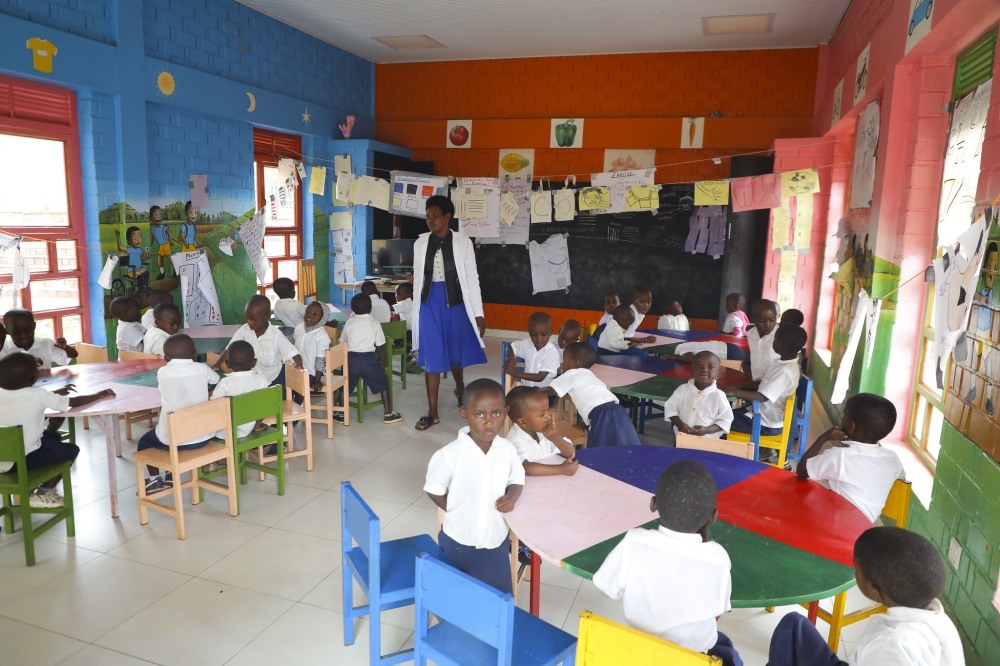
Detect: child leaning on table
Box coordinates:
(505, 385, 578, 477)
(593, 460, 742, 666)
(212, 295, 302, 392)
(1, 308, 78, 366)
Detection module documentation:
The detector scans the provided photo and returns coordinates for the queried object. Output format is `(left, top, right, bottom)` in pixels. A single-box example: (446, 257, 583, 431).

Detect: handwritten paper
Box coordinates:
(240, 209, 269, 285)
(794, 194, 814, 250)
(625, 185, 659, 211)
(591, 169, 656, 213)
(308, 166, 326, 195)
(499, 192, 519, 225)
(578, 187, 611, 212)
(98, 254, 118, 289)
(694, 180, 729, 206)
(458, 190, 500, 238)
(350, 176, 391, 211)
(730, 174, 783, 212)
(336, 172, 354, 204)
(771, 198, 792, 250)
(781, 169, 821, 197)
(850, 100, 880, 210)
(188, 174, 209, 208)
(530, 190, 552, 224)
(553, 189, 575, 221)
(170, 251, 222, 327)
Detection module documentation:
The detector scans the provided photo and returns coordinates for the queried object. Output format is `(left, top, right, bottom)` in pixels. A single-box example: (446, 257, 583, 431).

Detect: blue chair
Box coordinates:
(341, 482, 450, 665)
(413, 553, 578, 666)
(730, 375, 814, 467)
(785, 375, 814, 463)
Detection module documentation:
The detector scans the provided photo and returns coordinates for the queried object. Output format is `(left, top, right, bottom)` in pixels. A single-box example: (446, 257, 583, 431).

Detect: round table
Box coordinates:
(504, 446, 871, 616)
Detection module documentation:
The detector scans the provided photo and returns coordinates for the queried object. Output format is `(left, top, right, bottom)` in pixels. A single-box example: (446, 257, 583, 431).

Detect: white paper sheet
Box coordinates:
(11, 243, 28, 290)
(457, 189, 500, 238)
(849, 101, 880, 210)
(591, 169, 656, 213)
(98, 254, 119, 289)
(499, 192, 519, 225)
(389, 171, 449, 218)
(334, 155, 351, 176)
(240, 208, 269, 285)
(832, 290, 871, 404)
(218, 236, 235, 257)
(349, 176, 391, 210)
(170, 250, 222, 327)
(0, 232, 18, 251)
(865, 298, 882, 368)
(336, 172, 354, 203)
(529, 235, 572, 294)
(530, 190, 552, 224)
(553, 189, 575, 222)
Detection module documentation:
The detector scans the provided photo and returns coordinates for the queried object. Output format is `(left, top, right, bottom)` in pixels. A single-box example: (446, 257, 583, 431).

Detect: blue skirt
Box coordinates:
(438, 530, 512, 594)
(417, 282, 487, 374)
(588, 401, 641, 447)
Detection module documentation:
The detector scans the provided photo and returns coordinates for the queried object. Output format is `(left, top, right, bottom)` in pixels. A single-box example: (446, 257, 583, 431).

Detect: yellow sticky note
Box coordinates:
(779, 247, 799, 279)
(308, 166, 326, 196)
(794, 194, 814, 250)
(625, 185, 659, 211)
(771, 197, 791, 250)
(694, 180, 729, 206)
(781, 169, 821, 197)
(578, 187, 610, 211)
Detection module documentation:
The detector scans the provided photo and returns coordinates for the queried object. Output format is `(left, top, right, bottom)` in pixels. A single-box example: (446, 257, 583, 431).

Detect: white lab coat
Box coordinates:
(411, 231, 484, 351)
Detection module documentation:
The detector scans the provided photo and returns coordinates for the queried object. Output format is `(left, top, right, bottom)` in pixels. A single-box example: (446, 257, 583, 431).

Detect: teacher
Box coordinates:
(411, 195, 487, 430)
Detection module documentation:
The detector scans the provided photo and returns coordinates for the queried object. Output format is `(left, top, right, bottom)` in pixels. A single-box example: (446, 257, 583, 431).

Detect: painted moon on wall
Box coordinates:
(246, 92, 256, 112)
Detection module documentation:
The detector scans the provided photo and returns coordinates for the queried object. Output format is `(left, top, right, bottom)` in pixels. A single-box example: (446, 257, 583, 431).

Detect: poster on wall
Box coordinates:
(854, 43, 870, 106)
(479, 178, 531, 245)
(849, 100, 880, 209)
(591, 168, 656, 214)
(446, 120, 472, 148)
(498, 149, 534, 180)
(550, 119, 583, 148)
(905, 0, 934, 54)
(239, 208, 269, 285)
(832, 290, 872, 404)
(389, 171, 450, 218)
(529, 234, 572, 294)
(604, 149, 656, 173)
(454, 178, 501, 238)
(680, 117, 705, 149)
(831, 79, 844, 128)
(169, 250, 222, 327)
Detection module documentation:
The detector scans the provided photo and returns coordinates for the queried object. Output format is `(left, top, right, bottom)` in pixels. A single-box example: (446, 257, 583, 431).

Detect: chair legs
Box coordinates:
(343, 562, 356, 645)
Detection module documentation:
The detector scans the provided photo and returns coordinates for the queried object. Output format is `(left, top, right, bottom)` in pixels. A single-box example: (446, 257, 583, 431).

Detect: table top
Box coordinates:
(505, 447, 870, 607)
(181, 325, 242, 339)
(39, 360, 165, 417)
(336, 282, 399, 292)
(639, 329, 750, 352)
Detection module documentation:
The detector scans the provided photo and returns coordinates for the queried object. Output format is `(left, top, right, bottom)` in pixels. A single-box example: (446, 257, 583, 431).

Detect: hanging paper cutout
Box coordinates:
(529, 235, 572, 294)
(591, 169, 655, 213)
(98, 254, 118, 289)
(530, 190, 552, 224)
(309, 166, 326, 195)
(240, 208, 269, 285)
(781, 169, 821, 197)
(694, 181, 729, 206)
(170, 250, 222, 327)
(729, 174, 783, 212)
(578, 187, 611, 212)
(625, 185, 659, 212)
(832, 291, 872, 404)
(553, 189, 575, 221)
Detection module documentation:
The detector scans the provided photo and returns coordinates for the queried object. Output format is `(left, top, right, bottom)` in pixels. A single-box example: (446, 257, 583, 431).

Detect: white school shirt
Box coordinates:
(211, 370, 269, 439)
(341, 313, 386, 354)
(510, 339, 561, 387)
(722, 312, 747, 336)
(675, 340, 729, 360)
(369, 294, 392, 324)
(624, 304, 643, 337)
(506, 424, 560, 463)
(392, 297, 414, 331)
(116, 321, 146, 353)
(755, 357, 800, 429)
(850, 599, 963, 666)
(423, 427, 525, 549)
(549, 368, 618, 424)
(0, 386, 71, 472)
(662, 380, 733, 438)
(657, 314, 689, 331)
(274, 298, 307, 327)
(142, 327, 170, 358)
(155, 359, 220, 445)
(598, 312, 614, 327)
(228, 323, 299, 384)
(293, 324, 331, 376)
(140, 308, 156, 330)
(747, 326, 780, 380)
(593, 525, 732, 653)
(806, 441, 906, 522)
(598, 320, 629, 353)
(1, 337, 70, 367)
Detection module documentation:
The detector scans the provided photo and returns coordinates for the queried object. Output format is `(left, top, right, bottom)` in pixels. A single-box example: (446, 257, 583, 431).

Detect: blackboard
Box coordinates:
(474, 185, 726, 320)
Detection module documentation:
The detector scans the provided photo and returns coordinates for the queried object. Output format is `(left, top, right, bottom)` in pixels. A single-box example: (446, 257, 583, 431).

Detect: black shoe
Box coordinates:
(383, 412, 403, 424)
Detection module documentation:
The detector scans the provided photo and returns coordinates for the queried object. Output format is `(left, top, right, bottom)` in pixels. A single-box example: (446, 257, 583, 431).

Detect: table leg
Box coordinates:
(807, 600, 819, 624)
(93, 414, 122, 518)
(529, 551, 541, 617)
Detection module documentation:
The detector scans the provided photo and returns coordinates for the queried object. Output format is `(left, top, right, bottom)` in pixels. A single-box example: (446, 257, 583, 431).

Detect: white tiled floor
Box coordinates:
(0, 337, 878, 665)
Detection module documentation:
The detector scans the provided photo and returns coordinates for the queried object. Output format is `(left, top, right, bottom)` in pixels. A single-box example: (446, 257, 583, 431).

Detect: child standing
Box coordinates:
(294, 301, 332, 390)
(657, 300, 689, 331)
(504, 312, 561, 388)
(361, 280, 392, 323)
(141, 290, 174, 330)
(556, 319, 582, 363)
(1, 309, 78, 366)
(180, 201, 198, 251)
(598, 292, 620, 327)
(742, 299, 779, 379)
(543, 342, 641, 447)
(339, 294, 402, 423)
(722, 293, 749, 337)
(663, 352, 733, 439)
(598, 305, 636, 354)
(142, 302, 181, 358)
(798, 393, 905, 522)
(424, 379, 525, 593)
(149, 205, 172, 280)
(505, 385, 579, 476)
(779, 308, 805, 328)
(272, 277, 306, 327)
(212, 296, 302, 391)
(112, 296, 146, 354)
(593, 460, 741, 666)
(209, 340, 268, 440)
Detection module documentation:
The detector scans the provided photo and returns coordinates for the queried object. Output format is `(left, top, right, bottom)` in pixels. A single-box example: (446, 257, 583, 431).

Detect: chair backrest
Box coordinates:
(415, 553, 515, 658)
(284, 362, 310, 403)
(325, 325, 340, 346)
(585, 335, 599, 351)
(719, 359, 743, 372)
(326, 342, 348, 371)
(165, 398, 233, 446)
(381, 320, 406, 344)
(119, 350, 159, 361)
(229, 386, 283, 427)
(297, 258, 317, 303)
(341, 481, 379, 559)
(675, 432, 754, 459)
(206, 352, 232, 373)
(576, 611, 720, 665)
(74, 343, 108, 364)
(583, 323, 597, 341)
(0, 426, 28, 478)
(879, 479, 912, 527)
(787, 376, 814, 460)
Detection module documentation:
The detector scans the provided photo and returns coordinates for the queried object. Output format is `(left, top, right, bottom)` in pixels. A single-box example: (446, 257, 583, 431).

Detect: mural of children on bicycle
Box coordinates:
(113, 225, 151, 296)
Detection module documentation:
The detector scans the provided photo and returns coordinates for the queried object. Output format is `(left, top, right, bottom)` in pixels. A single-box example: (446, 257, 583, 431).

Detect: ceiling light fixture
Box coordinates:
(372, 35, 446, 50)
(702, 14, 775, 36)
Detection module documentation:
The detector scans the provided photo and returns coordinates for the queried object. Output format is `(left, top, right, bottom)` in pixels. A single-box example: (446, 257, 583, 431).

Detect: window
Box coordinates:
(253, 129, 302, 305)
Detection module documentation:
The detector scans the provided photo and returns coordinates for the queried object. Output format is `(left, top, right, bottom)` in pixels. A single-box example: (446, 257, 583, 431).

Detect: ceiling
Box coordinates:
(237, 0, 852, 64)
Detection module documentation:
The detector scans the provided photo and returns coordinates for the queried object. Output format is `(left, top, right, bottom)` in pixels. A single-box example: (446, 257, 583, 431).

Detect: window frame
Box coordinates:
(252, 130, 303, 298)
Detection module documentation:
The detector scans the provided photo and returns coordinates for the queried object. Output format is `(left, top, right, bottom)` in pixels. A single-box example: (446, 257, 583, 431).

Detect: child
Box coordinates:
(141, 290, 174, 330)
(149, 205, 172, 280)
(112, 296, 146, 353)
(424, 378, 525, 592)
(339, 293, 402, 424)
(768, 527, 962, 666)
(556, 319, 582, 362)
(210, 340, 268, 440)
(663, 351, 733, 439)
(393, 282, 414, 332)
(1, 309, 78, 366)
(779, 308, 805, 328)
(593, 460, 741, 666)
(598, 292, 620, 327)
(505, 385, 579, 476)
(657, 300, 689, 331)
(138, 334, 220, 492)
(180, 201, 198, 251)
(0, 352, 114, 508)
(142, 303, 181, 358)
(294, 301, 332, 390)
(798, 393, 905, 522)
(212, 296, 302, 390)
(670, 340, 729, 361)
(361, 280, 392, 324)
(722, 293, 749, 337)
(113, 225, 151, 294)
(504, 312, 561, 387)
(272, 277, 306, 327)
(598, 304, 636, 354)
(624, 286, 655, 343)
(742, 299, 779, 380)
(543, 342, 641, 447)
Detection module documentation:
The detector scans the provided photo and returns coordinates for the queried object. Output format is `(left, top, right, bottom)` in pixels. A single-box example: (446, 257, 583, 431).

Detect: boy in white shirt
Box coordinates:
(504, 312, 561, 387)
(136, 334, 221, 492)
(361, 280, 392, 323)
(272, 277, 307, 328)
(505, 386, 578, 476)
(2, 309, 78, 367)
(779, 308, 805, 329)
(623, 286, 655, 343)
(542, 342, 641, 447)
(594, 460, 741, 666)
(742, 299, 779, 380)
(294, 301, 332, 390)
(598, 305, 635, 355)
(142, 303, 181, 358)
(339, 294, 402, 424)
(798, 393, 905, 522)
(657, 300, 690, 331)
(663, 352, 733, 439)
(424, 379, 525, 592)
(212, 296, 302, 392)
(597, 292, 620, 327)
(768, 527, 963, 666)
(392, 282, 414, 332)
(722, 293, 749, 337)
(556, 319, 582, 363)
(210, 340, 269, 440)
(141, 290, 174, 330)
(112, 296, 146, 354)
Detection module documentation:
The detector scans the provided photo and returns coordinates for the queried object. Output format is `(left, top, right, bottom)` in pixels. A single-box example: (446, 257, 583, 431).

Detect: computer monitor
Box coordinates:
(370, 239, 414, 275)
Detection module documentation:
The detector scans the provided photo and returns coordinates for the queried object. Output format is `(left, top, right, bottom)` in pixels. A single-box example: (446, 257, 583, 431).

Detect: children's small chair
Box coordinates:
(554, 396, 588, 448)
(0, 426, 76, 566)
(382, 320, 408, 390)
(254, 363, 313, 476)
(576, 611, 719, 665)
(582, 323, 597, 342)
(675, 432, 753, 459)
(783, 376, 814, 463)
(205, 352, 232, 373)
(341, 482, 449, 665)
(313, 343, 349, 437)
(117, 350, 161, 440)
(72, 342, 108, 433)
(727, 376, 814, 468)
(134, 399, 237, 539)
(413, 553, 578, 666)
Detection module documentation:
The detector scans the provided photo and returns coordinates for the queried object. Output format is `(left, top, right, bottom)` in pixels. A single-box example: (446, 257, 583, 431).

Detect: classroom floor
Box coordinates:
(3, 336, 883, 666)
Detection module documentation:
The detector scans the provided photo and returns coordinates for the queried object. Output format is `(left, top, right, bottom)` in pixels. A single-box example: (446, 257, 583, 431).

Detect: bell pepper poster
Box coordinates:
(550, 119, 584, 149)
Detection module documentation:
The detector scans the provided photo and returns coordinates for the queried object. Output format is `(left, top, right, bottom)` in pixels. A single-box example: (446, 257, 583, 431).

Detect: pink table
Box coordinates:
(41, 360, 165, 518)
(181, 324, 241, 339)
(589, 364, 656, 389)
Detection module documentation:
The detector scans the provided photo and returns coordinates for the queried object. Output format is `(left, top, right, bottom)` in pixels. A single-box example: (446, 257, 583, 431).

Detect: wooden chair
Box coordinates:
(325, 325, 340, 347)
(675, 432, 754, 459)
(133, 399, 237, 539)
(554, 396, 588, 448)
(119, 350, 158, 361)
(117, 349, 161, 440)
(73, 343, 108, 431)
(720, 359, 744, 371)
(312, 343, 350, 437)
(254, 363, 312, 476)
(576, 611, 719, 665)
(297, 258, 317, 303)
(383, 320, 408, 390)
(206, 351, 232, 373)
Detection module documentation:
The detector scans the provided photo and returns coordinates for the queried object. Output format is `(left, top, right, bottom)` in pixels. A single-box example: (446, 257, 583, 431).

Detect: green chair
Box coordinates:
(0, 426, 75, 566)
(383, 320, 408, 391)
(200, 386, 284, 512)
(349, 354, 393, 424)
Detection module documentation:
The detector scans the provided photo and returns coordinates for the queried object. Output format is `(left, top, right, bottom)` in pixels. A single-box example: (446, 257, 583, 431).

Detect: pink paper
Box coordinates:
(189, 174, 209, 208)
(590, 365, 656, 388)
(730, 174, 782, 212)
(730, 177, 755, 212)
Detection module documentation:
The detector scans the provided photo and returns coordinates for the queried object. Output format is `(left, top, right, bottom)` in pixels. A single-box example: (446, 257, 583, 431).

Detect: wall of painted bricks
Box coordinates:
(0, 0, 116, 44)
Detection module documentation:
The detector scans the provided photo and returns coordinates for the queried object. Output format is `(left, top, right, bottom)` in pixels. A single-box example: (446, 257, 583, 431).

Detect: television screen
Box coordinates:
(371, 239, 415, 275)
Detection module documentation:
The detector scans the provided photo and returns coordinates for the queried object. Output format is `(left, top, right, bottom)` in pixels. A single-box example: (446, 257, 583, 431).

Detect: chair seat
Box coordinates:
(346, 534, 447, 600)
(553, 420, 587, 446)
(134, 441, 229, 471)
(0, 460, 70, 490)
(423, 609, 577, 666)
(262, 401, 306, 425)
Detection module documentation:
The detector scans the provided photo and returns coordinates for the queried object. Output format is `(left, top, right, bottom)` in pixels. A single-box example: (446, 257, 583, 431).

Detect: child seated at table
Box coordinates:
(768, 527, 962, 666)
(209, 340, 268, 441)
(598, 292, 620, 327)
(339, 293, 402, 424)
(505, 385, 578, 476)
(722, 293, 749, 337)
(797, 393, 905, 522)
(657, 300, 689, 331)
(361, 280, 392, 324)
(138, 334, 220, 492)
(663, 352, 733, 440)
(272, 277, 306, 328)
(542, 342, 641, 447)
(0, 352, 114, 508)
(294, 301, 332, 390)
(424, 378, 524, 593)
(504, 312, 561, 388)
(142, 303, 180, 358)
(211, 296, 302, 391)
(112, 296, 146, 354)
(742, 299, 779, 379)
(593, 460, 742, 666)
(141, 290, 174, 330)
(598, 305, 636, 355)
(393, 282, 414, 332)
(1, 309, 78, 366)
(624, 286, 655, 343)
(556, 319, 582, 363)
(779, 308, 804, 328)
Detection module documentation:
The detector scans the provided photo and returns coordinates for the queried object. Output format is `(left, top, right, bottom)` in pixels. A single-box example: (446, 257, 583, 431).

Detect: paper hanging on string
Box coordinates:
(553, 189, 575, 221)
(0, 232, 18, 251)
(335, 172, 355, 204)
(11, 242, 29, 290)
(389, 171, 449, 218)
(771, 198, 792, 250)
(591, 169, 656, 213)
(240, 208, 269, 285)
(794, 194, 814, 250)
(529, 235, 572, 294)
(308, 166, 326, 196)
(849, 100, 880, 209)
(480, 180, 531, 246)
(730, 174, 782, 212)
(530, 190, 552, 223)
(781, 169, 821, 197)
(170, 250, 222, 328)
(865, 298, 882, 368)
(350, 176, 391, 211)
(625, 185, 659, 212)
(776, 248, 798, 313)
(188, 174, 209, 208)
(694, 181, 729, 206)
(578, 187, 611, 212)
(97, 254, 118, 289)
(455, 185, 501, 238)
(832, 290, 872, 404)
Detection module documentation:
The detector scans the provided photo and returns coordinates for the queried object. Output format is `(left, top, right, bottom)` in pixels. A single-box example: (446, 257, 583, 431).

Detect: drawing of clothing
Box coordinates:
(26, 38, 57, 73)
(181, 223, 196, 251)
(151, 225, 169, 245)
(686, 207, 725, 255)
(125, 246, 143, 273)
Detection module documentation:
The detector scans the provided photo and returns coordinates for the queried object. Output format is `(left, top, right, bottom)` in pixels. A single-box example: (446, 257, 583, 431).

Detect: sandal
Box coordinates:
(415, 414, 439, 431)
(454, 390, 464, 407)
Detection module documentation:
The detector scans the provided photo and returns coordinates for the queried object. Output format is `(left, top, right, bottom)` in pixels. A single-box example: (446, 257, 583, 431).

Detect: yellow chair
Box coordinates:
(583, 323, 597, 341)
(726, 391, 797, 468)
(73, 343, 108, 431)
(675, 432, 754, 459)
(297, 258, 317, 303)
(117, 350, 161, 440)
(576, 611, 721, 665)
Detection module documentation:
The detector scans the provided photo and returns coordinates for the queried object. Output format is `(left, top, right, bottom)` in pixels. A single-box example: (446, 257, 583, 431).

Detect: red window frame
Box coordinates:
(253, 129, 302, 297)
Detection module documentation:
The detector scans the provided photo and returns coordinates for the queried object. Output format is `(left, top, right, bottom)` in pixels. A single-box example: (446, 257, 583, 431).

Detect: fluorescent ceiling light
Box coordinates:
(702, 14, 775, 35)
(372, 35, 446, 50)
